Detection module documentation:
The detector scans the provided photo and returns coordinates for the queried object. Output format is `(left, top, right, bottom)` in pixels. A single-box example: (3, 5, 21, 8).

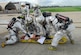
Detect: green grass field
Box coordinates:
(40, 6, 81, 12)
(30, 6, 81, 13)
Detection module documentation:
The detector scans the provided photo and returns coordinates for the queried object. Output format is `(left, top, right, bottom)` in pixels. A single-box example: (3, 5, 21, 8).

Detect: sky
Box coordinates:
(0, 0, 81, 6)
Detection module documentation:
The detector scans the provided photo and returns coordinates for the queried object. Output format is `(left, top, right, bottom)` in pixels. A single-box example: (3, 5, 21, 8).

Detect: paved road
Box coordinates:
(0, 28, 81, 55)
(0, 12, 81, 55)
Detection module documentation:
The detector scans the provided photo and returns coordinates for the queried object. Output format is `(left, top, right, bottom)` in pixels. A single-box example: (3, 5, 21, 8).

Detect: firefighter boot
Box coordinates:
(1, 42, 6, 48)
(48, 46, 57, 51)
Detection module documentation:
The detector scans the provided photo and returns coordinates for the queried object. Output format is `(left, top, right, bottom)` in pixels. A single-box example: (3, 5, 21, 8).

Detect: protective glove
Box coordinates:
(26, 33, 30, 37)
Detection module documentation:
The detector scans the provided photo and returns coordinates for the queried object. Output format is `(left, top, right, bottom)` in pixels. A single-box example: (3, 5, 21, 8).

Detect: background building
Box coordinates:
(0, 2, 31, 13)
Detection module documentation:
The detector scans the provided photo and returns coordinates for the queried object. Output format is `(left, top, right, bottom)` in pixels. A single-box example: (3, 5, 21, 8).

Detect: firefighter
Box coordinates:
(48, 14, 75, 51)
(21, 3, 30, 18)
(33, 5, 46, 36)
(1, 17, 30, 48)
(43, 12, 56, 37)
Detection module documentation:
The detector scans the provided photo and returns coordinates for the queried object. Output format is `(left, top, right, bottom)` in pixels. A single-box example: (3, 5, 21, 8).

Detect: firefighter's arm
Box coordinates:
(15, 22, 27, 34)
(17, 22, 30, 37)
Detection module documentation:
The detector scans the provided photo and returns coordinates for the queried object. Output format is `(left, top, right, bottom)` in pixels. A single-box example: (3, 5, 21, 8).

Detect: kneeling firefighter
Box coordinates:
(1, 16, 30, 48)
(49, 14, 75, 51)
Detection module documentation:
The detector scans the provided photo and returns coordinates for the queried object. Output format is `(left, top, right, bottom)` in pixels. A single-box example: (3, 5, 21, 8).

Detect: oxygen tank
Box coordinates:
(55, 14, 69, 22)
(7, 17, 16, 29)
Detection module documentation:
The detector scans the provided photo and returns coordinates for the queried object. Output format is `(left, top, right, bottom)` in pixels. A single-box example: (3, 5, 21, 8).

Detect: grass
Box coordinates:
(40, 6, 81, 12)
(30, 6, 81, 13)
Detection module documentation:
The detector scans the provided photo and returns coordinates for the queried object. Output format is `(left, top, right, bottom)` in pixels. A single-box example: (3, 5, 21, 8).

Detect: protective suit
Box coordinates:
(20, 3, 31, 32)
(1, 17, 29, 47)
(45, 16, 57, 36)
(21, 3, 30, 17)
(33, 7, 46, 36)
(22, 3, 34, 33)
(25, 16, 37, 34)
(49, 14, 75, 50)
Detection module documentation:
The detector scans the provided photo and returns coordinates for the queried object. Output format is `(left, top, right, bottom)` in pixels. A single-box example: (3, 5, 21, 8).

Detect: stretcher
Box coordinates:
(20, 36, 68, 44)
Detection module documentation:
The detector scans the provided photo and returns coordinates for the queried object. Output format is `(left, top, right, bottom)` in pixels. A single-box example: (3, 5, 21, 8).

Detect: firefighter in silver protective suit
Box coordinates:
(47, 14, 75, 51)
(33, 5, 46, 37)
(21, 3, 30, 17)
(42, 12, 55, 38)
(1, 16, 30, 48)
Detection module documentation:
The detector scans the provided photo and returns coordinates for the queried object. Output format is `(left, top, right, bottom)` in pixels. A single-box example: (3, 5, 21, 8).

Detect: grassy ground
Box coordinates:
(30, 6, 81, 13)
(40, 6, 81, 12)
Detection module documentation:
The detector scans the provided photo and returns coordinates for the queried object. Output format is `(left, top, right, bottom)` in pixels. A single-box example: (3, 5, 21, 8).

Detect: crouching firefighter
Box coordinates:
(1, 17, 30, 48)
(48, 14, 75, 51)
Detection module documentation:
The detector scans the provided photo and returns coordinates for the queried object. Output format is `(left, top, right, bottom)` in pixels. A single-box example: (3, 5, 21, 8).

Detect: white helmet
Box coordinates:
(21, 3, 25, 7)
